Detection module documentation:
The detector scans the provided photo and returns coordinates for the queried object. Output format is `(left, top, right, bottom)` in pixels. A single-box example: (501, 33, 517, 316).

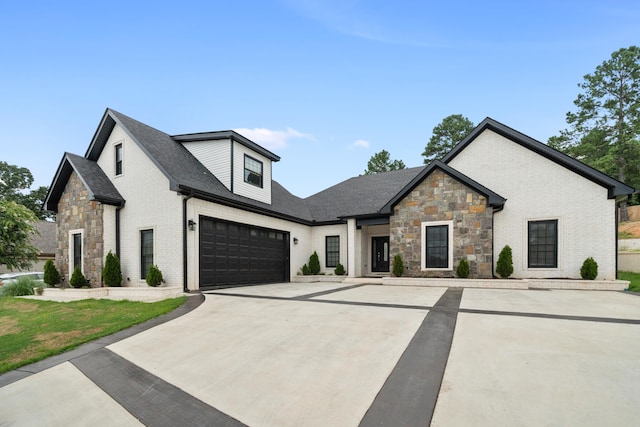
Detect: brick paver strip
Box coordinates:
(359, 287, 463, 427)
(72, 348, 246, 427)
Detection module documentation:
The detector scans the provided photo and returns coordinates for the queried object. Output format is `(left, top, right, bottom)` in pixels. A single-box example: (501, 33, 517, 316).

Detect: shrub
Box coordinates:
(69, 266, 87, 288)
(102, 251, 123, 287)
(392, 254, 404, 277)
(301, 264, 310, 275)
(456, 258, 470, 278)
(496, 245, 513, 278)
(580, 257, 598, 280)
(146, 265, 163, 287)
(43, 260, 61, 287)
(334, 263, 345, 275)
(309, 251, 321, 275)
(0, 277, 39, 297)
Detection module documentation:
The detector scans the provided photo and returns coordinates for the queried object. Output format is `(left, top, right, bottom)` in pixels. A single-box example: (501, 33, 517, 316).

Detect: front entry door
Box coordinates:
(371, 236, 390, 272)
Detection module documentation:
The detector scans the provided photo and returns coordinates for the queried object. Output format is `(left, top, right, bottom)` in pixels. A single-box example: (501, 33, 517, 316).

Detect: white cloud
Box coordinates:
(352, 139, 370, 149)
(233, 127, 313, 150)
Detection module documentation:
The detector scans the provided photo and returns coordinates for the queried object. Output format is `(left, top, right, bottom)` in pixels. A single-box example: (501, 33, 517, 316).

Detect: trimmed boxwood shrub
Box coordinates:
(580, 257, 598, 280)
(496, 245, 513, 278)
(334, 263, 346, 275)
(392, 255, 404, 277)
(146, 265, 163, 287)
(69, 265, 87, 288)
(301, 264, 310, 275)
(456, 258, 470, 278)
(43, 259, 61, 287)
(102, 251, 123, 287)
(308, 251, 321, 275)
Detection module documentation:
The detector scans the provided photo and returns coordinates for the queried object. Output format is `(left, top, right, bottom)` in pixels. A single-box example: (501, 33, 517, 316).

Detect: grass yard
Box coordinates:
(0, 296, 186, 374)
(619, 271, 640, 292)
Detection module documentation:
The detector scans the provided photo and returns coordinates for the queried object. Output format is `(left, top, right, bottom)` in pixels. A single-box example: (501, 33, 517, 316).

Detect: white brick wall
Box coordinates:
(309, 224, 348, 274)
(97, 124, 184, 287)
(448, 129, 616, 279)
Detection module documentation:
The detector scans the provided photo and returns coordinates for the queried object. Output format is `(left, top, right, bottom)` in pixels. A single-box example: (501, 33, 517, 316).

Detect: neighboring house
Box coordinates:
(0, 220, 56, 274)
(44, 109, 634, 290)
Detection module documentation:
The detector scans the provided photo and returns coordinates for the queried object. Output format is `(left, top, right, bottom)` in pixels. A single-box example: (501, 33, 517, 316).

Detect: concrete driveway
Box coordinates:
(1, 283, 639, 426)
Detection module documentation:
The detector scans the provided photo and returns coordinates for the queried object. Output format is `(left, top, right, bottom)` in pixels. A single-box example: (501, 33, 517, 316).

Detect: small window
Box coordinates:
(326, 236, 340, 268)
(528, 220, 558, 268)
(140, 229, 154, 279)
(73, 233, 82, 270)
(244, 155, 263, 188)
(115, 143, 123, 175)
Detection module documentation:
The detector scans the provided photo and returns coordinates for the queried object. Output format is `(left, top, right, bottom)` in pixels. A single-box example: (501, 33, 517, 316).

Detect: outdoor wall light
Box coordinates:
(188, 219, 197, 231)
(293, 237, 299, 245)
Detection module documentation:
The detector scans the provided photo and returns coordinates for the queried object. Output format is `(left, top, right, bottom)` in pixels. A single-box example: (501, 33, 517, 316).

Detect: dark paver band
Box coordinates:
(72, 348, 246, 427)
(459, 308, 640, 325)
(293, 283, 370, 300)
(359, 287, 463, 427)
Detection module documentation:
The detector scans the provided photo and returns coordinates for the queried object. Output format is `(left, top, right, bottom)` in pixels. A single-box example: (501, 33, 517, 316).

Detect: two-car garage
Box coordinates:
(198, 216, 290, 289)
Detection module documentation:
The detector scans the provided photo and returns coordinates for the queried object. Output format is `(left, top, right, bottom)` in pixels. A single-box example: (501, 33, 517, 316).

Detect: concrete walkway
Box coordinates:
(1, 283, 639, 426)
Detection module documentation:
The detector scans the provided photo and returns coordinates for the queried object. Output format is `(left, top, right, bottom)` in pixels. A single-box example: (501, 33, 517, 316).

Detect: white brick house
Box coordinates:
(45, 109, 634, 290)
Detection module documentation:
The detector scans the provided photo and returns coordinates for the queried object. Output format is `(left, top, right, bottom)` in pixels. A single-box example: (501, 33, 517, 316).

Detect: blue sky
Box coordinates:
(1, 1, 638, 198)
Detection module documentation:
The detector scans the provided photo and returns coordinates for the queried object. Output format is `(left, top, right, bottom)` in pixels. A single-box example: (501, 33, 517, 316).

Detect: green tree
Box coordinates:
(146, 265, 163, 287)
(496, 245, 514, 279)
(392, 254, 404, 277)
(423, 114, 475, 163)
(308, 251, 320, 275)
(43, 259, 61, 287)
(0, 200, 39, 270)
(102, 251, 123, 287)
(0, 162, 52, 220)
(559, 46, 640, 213)
(70, 265, 88, 288)
(363, 150, 406, 175)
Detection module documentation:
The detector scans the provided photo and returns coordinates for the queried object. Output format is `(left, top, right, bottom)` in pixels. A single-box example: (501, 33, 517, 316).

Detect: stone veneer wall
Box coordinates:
(55, 171, 104, 287)
(390, 169, 494, 278)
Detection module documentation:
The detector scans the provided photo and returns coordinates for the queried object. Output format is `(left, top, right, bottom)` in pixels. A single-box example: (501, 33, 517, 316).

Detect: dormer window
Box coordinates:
(115, 143, 123, 175)
(244, 154, 263, 188)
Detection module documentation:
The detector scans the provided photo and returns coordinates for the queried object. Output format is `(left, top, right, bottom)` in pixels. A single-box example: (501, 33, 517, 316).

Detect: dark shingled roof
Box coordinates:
(45, 152, 124, 211)
(32, 221, 56, 255)
(304, 167, 425, 222)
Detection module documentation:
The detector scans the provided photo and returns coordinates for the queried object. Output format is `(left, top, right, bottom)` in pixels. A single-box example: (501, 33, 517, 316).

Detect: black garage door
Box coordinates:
(199, 216, 290, 289)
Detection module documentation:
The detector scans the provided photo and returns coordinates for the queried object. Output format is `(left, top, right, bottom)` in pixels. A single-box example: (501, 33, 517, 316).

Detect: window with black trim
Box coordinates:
(115, 143, 123, 175)
(73, 233, 82, 270)
(140, 229, 154, 279)
(244, 155, 263, 187)
(426, 225, 449, 268)
(326, 236, 340, 268)
(528, 220, 558, 268)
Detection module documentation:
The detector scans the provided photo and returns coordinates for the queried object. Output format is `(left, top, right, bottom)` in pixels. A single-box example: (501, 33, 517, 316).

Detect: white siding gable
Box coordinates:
(233, 141, 272, 205)
(182, 139, 232, 190)
(448, 129, 616, 279)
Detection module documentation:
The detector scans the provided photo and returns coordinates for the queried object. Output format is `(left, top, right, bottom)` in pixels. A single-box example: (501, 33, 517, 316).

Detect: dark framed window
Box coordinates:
(426, 225, 449, 268)
(528, 220, 558, 268)
(140, 229, 154, 279)
(326, 236, 340, 268)
(115, 143, 123, 175)
(73, 233, 82, 270)
(244, 155, 263, 188)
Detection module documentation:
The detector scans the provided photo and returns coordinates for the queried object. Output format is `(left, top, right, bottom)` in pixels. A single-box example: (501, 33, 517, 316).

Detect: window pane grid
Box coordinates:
(326, 236, 340, 268)
(141, 230, 154, 279)
(528, 220, 557, 268)
(426, 225, 448, 268)
(244, 155, 263, 187)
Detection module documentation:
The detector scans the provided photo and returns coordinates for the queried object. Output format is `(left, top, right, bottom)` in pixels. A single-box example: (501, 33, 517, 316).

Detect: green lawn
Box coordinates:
(0, 296, 186, 374)
(619, 271, 640, 292)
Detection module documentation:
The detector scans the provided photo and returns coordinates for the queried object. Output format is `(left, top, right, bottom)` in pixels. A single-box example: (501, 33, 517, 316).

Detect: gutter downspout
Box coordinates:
(183, 192, 194, 293)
